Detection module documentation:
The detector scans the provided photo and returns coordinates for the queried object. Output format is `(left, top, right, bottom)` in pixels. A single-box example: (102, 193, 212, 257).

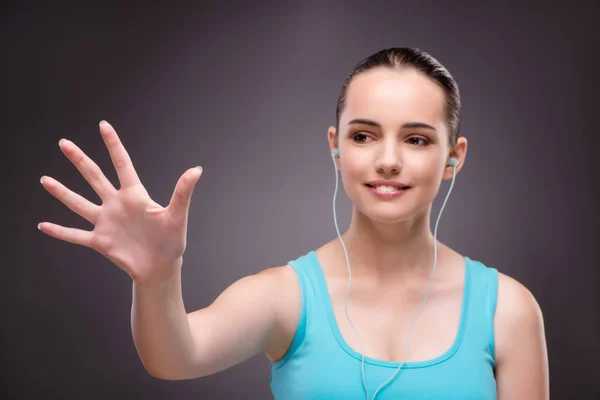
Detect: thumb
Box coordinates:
(168, 166, 203, 220)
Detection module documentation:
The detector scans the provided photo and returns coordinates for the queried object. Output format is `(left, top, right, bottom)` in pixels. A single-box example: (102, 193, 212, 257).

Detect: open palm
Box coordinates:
(39, 121, 202, 285)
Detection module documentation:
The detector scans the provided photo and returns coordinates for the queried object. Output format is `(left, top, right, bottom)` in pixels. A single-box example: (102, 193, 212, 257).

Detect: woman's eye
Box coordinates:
(408, 137, 430, 146)
(352, 133, 370, 143)
(352, 134, 429, 146)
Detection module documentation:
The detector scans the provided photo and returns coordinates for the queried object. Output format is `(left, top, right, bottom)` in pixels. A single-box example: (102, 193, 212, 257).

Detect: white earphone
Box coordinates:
(330, 147, 458, 399)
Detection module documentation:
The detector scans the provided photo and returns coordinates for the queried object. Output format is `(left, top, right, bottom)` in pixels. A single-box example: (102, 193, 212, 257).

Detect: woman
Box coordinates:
(38, 48, 549, 399)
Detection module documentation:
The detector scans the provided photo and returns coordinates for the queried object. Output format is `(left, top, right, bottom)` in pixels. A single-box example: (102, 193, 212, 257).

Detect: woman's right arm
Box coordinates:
(39, 120, 292, 381)
(132, 263, 290, 380)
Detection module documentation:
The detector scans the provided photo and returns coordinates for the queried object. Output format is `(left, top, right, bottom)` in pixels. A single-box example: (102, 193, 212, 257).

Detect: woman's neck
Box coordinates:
(336, 206, 440, 283)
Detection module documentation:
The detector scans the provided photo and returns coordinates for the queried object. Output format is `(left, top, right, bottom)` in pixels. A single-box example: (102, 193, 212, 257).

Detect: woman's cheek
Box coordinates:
(419, 170, 447, 201)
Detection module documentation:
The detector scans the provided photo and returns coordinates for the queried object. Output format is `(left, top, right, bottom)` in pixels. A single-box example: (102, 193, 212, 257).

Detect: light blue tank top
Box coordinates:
(269, 250, 499, 399)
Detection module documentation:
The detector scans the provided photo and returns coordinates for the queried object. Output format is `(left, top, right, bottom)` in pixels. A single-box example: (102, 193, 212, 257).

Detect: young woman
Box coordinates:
(38, 48, 549, 399)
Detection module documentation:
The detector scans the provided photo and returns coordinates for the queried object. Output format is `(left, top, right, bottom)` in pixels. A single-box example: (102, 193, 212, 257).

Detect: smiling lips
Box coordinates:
(365, 183, 410, 198)
(366, 180, 410, 188)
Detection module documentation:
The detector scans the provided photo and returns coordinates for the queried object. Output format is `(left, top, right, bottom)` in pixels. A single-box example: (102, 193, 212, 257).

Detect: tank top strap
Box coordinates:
(463, 256, 499, 366)
(271, 250, 322, 368)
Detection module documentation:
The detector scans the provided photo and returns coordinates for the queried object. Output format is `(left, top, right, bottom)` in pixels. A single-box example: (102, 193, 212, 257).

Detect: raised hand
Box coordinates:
(39, 120, 202, 285)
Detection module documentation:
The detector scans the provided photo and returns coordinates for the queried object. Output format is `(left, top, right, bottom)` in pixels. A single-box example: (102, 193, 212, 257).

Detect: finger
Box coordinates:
(41, 175, 102, 225)
(98, 120, 142, 189)
(167, 167, 203, 221)
(37, 221, 94, 247)
(59, 139, 117, 201)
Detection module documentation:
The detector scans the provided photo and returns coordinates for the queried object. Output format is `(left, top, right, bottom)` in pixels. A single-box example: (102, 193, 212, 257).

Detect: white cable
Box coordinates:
(331, 153, 457, 399)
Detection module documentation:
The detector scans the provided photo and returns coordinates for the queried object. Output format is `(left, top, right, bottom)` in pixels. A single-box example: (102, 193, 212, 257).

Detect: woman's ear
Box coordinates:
(327, 126, 340, 170)
(443, 137, 467, 180)
(327, 126, 338, 152)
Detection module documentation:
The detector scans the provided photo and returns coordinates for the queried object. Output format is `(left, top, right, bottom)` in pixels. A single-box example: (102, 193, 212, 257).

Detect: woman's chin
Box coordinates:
(359, 206, 414, 224)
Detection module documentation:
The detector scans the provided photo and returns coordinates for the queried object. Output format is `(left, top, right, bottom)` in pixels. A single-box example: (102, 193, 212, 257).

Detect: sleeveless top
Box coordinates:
(269, 250, 499, 399)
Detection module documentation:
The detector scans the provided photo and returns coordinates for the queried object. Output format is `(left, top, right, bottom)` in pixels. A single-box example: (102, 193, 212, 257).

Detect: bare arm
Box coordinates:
(495, 273, 550, 400)
(131, 257, 193, 379)
(185, 266, 288, 378)
(133, 264, 288, 380)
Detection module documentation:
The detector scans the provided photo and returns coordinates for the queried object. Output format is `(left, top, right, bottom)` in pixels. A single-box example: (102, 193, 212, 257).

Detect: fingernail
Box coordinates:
(37, 223, 42, 230)
(99, 120, 107, 127)
(40, 176, 45, 185)
(59, 138, 66, 147)
(195, 166, 203, 173)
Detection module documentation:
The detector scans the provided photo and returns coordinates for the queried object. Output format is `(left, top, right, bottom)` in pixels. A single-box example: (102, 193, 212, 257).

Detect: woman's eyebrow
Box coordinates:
(347, 118, 437, 131)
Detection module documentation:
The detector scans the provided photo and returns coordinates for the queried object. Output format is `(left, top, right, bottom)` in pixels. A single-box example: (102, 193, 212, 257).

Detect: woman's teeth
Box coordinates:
(375, 185, 401, 192)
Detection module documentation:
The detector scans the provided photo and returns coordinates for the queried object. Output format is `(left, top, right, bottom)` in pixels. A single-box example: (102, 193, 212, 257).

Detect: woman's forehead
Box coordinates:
(342, 68, 446, 130)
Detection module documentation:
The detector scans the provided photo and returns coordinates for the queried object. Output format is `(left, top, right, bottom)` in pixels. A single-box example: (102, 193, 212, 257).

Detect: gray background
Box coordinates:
(3, 1, 599, 399)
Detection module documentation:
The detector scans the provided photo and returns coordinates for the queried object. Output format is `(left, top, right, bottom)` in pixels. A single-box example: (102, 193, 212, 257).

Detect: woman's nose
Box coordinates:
(375, 147, 402, 174)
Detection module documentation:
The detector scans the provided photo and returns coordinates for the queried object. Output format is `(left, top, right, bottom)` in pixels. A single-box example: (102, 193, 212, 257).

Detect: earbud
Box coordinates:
(449, 156, 457, 166)
(332, 148, 339, 158)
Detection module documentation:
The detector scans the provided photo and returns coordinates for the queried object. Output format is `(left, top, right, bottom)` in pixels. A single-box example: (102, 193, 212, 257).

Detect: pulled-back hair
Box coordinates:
(335, 47, 461, 148)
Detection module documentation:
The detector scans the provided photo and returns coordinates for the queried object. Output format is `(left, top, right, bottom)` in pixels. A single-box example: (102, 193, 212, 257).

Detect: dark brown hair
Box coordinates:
(335, 47, 461, 148)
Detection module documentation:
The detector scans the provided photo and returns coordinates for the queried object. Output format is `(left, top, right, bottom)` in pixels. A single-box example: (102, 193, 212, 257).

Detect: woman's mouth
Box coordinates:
(365, 183, 410, 198)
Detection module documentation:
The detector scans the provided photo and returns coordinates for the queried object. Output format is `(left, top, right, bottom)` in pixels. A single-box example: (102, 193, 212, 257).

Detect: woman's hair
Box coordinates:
(335, 47, 461, 148)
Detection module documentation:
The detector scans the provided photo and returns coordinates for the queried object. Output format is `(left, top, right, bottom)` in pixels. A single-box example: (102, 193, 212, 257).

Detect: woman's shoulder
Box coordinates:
(495, 271, 542, 326)
(257, 263, 302, 308)
(493, 269, 545, 364)
(258, 263, 303, 363)
(467, 258, 542, 340)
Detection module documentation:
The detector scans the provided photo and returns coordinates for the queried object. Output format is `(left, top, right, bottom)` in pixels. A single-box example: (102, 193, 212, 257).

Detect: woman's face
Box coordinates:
(328, 66, 465, 223)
